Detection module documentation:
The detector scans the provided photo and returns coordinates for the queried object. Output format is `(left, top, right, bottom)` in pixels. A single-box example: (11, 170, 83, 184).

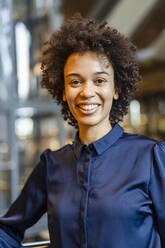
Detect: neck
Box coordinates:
(78, 123, 112, 144)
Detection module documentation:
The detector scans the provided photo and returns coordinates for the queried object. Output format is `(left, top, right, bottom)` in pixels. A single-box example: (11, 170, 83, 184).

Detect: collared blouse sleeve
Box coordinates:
(0, 149, 50, 247)
(149, 142, 165, 246)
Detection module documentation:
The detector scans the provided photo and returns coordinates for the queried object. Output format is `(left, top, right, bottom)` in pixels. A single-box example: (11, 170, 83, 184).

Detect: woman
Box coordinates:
(0, 13, 165, 248)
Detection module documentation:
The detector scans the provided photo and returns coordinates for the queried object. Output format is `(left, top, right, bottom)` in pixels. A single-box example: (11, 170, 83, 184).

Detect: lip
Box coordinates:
(76, 102, 101, 105)
(76, 103, 101, 114)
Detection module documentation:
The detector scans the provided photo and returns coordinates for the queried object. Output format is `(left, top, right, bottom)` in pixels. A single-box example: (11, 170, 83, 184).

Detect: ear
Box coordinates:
(113, 88, 119, 100)
(63, 90, 66, 102)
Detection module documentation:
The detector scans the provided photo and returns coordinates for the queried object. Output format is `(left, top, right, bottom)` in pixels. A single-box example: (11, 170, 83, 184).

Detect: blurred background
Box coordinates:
(0, 0, 165, 244)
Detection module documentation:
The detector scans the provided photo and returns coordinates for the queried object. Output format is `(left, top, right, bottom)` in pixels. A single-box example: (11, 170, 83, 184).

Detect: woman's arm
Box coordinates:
(0, 149, 50, 247)
(149, 142, 165, 246)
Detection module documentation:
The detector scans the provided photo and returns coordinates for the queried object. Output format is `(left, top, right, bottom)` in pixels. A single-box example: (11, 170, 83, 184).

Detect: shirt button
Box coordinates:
(89, 144, 93, 150)
(90, 191, 96, 198)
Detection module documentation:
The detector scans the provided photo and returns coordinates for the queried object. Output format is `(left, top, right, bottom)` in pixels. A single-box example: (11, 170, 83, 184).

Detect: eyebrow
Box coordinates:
(65, 73, 81, 78)
(65, 71, 110, 78)
(94, 71, 110, 76)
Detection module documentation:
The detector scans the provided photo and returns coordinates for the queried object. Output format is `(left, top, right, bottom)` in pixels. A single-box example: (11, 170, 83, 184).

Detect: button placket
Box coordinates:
(78, 145, 91, 248)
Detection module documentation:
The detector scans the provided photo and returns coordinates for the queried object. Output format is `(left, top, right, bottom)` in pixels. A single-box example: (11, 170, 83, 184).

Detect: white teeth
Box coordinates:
(78, 104, 99, 110)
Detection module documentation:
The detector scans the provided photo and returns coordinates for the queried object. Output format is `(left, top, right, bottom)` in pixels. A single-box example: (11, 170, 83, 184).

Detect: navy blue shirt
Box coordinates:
(0, 123, 165, 247)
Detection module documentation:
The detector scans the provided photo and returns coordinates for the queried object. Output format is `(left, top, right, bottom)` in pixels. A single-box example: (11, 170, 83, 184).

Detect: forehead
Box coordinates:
(64, 51, 113, 75)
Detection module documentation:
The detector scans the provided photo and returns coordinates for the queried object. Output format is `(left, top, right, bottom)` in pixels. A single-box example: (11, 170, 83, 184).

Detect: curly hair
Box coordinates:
(41, 13, 141, 128)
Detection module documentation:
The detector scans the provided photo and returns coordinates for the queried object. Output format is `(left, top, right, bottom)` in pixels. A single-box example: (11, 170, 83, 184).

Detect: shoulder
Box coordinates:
(122, 131, 158, 144)
(43, 143, 73, 154)
(41, 143, 74, 162)
(120, 131, 160, 151)
(40, 144, 75, 178)
(153, 140, 165, 157)
(118, 132, 165, 167)
(155, 141, 165, 150)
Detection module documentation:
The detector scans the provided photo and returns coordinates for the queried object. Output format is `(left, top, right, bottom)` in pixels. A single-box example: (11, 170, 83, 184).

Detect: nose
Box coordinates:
(79, 81, 95, 98)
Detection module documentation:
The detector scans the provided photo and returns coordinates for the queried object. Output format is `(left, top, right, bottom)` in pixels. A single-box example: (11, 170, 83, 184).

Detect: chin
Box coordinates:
(78, 118, 105, 128)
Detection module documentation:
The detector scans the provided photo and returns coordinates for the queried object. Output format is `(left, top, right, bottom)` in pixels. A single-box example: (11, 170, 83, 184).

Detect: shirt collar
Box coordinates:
(73, 123, 124, 158)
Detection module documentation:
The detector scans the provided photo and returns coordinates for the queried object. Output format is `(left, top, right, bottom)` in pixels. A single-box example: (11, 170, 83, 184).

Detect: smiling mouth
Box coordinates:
(77, 104, 101, 111)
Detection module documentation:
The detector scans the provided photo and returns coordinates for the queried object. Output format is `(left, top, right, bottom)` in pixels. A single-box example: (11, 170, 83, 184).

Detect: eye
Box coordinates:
(70, 79, 82, 86)
(95, 78, 106, 85)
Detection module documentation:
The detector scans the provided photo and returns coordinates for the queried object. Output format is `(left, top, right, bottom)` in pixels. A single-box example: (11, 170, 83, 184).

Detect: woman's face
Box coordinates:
(63, 51, 118, 130)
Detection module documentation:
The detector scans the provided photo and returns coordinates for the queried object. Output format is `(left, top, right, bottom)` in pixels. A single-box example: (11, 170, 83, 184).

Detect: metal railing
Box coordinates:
(21, 240, 50, 247)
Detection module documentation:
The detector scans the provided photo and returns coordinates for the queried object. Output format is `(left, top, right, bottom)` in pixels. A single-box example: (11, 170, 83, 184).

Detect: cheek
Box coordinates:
(101, 87, 114, 101)
(64, 91, 77, 111)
